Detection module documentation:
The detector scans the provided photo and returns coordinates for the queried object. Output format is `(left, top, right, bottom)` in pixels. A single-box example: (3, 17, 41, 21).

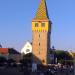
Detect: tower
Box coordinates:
(32, 0, 51, 65)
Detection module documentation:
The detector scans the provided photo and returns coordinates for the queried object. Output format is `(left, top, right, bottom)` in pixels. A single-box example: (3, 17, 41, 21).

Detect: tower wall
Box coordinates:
(32, 21, 51, 65)
(32, 32, 48, 64)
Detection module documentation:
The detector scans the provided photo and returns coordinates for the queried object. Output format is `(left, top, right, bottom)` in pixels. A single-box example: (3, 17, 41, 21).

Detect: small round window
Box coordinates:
(26, 49, 30, 52)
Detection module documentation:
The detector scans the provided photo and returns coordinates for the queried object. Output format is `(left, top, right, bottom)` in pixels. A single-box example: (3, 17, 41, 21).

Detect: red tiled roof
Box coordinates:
(0, 48, 8, 54)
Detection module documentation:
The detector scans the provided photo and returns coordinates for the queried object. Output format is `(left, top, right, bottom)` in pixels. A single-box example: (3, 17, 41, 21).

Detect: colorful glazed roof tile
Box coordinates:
(34, 0, 49, 20)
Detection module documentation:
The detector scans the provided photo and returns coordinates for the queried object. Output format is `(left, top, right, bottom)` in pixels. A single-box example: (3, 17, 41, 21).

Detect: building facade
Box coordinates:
(0, 48, 21, 62)
(32, 0, 52, 65)
(21, 41, 32, 55)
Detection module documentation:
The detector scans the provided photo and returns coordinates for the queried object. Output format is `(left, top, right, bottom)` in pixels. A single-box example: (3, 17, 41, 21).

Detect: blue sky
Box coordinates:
(0, 0, 75, 52)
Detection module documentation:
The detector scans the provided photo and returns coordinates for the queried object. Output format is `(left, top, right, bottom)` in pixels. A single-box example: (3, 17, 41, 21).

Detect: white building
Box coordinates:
(21, 41, 32, 55)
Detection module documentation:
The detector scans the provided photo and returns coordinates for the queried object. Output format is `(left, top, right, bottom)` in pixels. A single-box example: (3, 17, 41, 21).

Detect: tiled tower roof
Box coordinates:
(34, 0, 49, 20)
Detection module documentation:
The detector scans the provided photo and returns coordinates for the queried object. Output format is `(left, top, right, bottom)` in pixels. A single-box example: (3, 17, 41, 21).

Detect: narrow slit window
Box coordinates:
(39, 34, 40, 38)
(39, 51, 40, 54)
(39, 43, 40, 46)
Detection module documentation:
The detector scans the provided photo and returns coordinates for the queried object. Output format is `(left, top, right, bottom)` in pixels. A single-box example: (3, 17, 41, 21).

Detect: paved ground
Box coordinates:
(0, 67, 74, 75)
(0, 67, 24, 75)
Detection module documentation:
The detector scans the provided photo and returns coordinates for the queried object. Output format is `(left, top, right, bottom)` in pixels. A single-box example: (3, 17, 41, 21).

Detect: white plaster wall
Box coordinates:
(21, 42, 32, 54)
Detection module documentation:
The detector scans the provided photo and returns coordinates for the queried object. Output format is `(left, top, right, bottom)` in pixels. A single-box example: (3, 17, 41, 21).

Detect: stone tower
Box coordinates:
(32, 0, 51, 65)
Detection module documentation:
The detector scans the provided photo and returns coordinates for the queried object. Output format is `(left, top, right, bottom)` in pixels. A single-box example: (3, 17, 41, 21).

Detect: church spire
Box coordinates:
(34, 0, 49, 20)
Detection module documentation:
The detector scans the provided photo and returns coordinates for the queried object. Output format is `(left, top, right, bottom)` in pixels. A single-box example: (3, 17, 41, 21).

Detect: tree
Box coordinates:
(20, 53, 32, 66)
(55, 50, 73, 65)
(0, 56, 7, 66)
(0, 44, 2, 48)
(0, 56, 7, 63)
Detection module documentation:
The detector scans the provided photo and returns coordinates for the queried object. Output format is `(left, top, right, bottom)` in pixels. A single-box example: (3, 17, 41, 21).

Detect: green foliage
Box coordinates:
(0, 56, 7, 63)
(20, 53, 32, 65)
(55, 50, 73, 65)
(23, 53, 32, 59)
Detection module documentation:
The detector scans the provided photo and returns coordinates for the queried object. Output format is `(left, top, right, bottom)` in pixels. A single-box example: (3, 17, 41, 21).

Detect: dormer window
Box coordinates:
(35, 23, 38, 27)
(41, 23, 45, 27)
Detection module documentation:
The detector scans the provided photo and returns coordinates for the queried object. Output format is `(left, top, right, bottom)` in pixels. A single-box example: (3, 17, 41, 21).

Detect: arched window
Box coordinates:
(41, 23, 45, 27)
(35, 23, 38, 27)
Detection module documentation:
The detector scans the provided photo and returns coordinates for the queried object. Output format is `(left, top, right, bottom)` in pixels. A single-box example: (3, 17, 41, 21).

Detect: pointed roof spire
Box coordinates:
(34, 0, 49, 20)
